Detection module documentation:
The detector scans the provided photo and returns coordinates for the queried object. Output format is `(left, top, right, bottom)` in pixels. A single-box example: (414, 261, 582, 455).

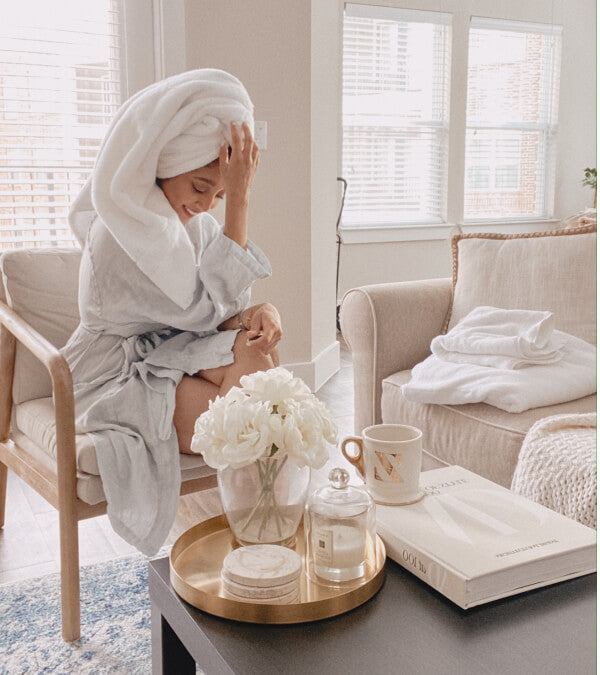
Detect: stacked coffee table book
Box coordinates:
(376, 465, 596, 608)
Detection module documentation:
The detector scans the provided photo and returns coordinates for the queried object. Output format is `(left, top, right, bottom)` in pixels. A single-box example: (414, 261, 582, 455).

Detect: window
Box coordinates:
(340, 6, 563, 240)
(464, 18, 562, 221)
(342, 5, 452, 229)
(0, 1, 125, 249)
(0, 0, 174, 250)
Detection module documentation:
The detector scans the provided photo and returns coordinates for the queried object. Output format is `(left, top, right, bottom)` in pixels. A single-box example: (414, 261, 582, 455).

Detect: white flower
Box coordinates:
(239, 367, 312, 410)
(282, 399, 335, 469)
(190, 368, 338, 471)
(191, 393, 274, 469)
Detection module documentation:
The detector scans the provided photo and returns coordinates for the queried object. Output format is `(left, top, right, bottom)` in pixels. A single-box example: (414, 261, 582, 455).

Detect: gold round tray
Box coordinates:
(169, 514, 386, 624)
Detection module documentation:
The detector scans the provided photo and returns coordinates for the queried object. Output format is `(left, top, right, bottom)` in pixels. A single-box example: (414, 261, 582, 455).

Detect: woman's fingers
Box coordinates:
(223, 122, 258, 193)
(230, 121, 252, 155)
(219, 142, 229, 166)
(246, 323, 281, 352)
(241, 122, 253, 154)
(230, 121, 242, 151)
(259, 321, 282, 352)
(245, 309, 262, 340)
(243, 303, 282, 352)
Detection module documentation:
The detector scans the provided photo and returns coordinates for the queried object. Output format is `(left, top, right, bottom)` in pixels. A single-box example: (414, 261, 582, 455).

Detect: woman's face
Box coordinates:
(159, 162, 224, 224)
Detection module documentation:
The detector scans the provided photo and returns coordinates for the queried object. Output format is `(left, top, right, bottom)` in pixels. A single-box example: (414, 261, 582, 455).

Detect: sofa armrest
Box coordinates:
(340, 278, 452, 433)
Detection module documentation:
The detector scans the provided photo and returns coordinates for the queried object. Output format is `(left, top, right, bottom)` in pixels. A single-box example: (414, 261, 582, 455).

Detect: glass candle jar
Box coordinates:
(305, 467, 376, 583)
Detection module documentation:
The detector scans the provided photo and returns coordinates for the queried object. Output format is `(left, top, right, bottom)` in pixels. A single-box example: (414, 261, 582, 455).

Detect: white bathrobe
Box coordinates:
(61, 70, 270, 554)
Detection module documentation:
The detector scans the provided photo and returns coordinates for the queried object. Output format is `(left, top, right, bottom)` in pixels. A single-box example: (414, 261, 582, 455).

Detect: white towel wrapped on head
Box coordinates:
(69, 69, 254, 310)
(431, 306, 568, 370)
(402, 307, 596, 413)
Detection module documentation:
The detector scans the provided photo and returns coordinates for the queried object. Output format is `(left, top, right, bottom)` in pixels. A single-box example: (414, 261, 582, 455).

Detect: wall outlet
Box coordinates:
(254, 121, 268, 150)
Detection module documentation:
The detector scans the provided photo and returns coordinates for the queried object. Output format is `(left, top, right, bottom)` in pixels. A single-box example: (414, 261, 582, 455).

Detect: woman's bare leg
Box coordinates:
(174, 331, 277, 453)
(200, 331, 275, 393)
(174, 376, 220, 453)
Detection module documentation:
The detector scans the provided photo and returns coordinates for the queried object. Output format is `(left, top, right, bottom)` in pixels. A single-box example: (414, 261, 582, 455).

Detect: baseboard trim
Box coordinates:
(282, 340, 340, 392)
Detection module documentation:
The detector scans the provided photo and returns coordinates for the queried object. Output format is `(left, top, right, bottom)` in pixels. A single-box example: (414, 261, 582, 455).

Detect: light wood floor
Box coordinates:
(0, 336, 355, 585)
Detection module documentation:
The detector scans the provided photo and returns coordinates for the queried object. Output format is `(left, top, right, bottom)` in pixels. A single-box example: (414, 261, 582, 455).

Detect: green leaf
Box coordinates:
(582, 167, 597, 188)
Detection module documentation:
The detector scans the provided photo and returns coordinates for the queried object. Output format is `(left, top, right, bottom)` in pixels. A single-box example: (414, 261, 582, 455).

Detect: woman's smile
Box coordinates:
(183, 205, 200, 218)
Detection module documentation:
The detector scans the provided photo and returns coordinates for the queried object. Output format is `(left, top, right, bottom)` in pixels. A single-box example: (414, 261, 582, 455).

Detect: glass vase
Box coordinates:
(217, 455, 311, 547)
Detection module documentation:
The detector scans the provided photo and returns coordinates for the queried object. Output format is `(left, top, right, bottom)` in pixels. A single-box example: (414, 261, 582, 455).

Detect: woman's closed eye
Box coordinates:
(193, 184, 224, 199)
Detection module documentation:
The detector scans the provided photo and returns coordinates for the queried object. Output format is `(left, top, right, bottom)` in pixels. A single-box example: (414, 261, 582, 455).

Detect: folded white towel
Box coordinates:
(402, 307, 596, 413)
(69, 69, 254, 310)
(431, 306, 568, 370)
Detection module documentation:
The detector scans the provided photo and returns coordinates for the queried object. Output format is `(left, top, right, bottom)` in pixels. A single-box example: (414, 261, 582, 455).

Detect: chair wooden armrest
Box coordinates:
(0, 299, 77, 497)
(0, 299, 80, 640)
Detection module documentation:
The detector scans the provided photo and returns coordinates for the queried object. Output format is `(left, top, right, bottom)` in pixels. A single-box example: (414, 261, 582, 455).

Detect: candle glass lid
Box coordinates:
(308, 467, 374, 518)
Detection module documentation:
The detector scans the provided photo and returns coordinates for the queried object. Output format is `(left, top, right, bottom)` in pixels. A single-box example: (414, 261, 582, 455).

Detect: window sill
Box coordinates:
(338, 219, 561, 244)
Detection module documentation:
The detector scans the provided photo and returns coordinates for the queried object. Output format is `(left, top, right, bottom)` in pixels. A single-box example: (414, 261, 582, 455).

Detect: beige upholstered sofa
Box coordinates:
(340, 227, 596, 489)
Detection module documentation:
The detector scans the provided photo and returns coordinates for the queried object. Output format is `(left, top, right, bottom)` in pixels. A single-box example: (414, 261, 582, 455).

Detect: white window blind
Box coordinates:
(0, 0, 123, 249)
(464, 17, 562, 221)
(342, 4, 452, 228)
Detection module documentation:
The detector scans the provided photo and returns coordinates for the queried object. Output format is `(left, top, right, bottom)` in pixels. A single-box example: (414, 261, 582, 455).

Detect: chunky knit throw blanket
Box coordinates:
(511, 413, 597, 529)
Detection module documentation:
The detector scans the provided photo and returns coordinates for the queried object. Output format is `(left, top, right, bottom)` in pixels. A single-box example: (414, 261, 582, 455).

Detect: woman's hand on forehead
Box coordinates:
(218, 122, 259, 206)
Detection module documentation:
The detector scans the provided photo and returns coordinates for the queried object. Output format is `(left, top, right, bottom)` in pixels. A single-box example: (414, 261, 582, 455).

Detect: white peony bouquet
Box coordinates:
(191, 367, 338, 470)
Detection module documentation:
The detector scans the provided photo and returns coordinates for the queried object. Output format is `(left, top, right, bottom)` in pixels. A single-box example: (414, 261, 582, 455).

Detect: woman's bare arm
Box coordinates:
(220, 122, 259, 250)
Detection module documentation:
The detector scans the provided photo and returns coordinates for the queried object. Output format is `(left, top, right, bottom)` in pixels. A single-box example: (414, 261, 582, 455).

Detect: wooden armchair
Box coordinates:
(0, 248, 217, 641)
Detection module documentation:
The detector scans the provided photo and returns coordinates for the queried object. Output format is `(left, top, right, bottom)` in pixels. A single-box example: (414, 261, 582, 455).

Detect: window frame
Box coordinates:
(341, 4, 453, 234)
(120, 0, 186, 102)
(338, 4, 562, 245)
(463, 16, 562, 223)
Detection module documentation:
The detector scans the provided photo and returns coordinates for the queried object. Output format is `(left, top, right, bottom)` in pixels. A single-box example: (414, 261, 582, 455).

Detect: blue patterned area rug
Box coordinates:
(0, 550, 170, 674)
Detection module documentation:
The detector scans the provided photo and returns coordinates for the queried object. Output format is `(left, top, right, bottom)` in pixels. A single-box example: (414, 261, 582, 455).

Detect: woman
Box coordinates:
(63, 69, 280, 554)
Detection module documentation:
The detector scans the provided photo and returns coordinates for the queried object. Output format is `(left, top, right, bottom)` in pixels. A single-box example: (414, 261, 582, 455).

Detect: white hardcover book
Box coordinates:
(376, 466, 596, 609)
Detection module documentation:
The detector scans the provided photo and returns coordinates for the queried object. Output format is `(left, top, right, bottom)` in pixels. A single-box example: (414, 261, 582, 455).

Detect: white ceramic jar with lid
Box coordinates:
(305, 467, 376, 583)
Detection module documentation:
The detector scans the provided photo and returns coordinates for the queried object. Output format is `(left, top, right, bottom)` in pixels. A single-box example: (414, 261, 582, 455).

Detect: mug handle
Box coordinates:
(341, 436, 365, 478)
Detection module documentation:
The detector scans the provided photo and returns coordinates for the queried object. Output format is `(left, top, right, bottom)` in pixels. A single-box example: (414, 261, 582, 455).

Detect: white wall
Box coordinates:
(185, 0, 340, 389)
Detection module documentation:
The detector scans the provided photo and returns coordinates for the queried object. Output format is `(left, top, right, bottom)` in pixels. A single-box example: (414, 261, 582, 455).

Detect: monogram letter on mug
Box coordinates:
(341, 424, 424, 505)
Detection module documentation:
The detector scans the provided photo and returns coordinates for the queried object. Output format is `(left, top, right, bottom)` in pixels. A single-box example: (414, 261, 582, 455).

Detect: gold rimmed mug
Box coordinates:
(341, 424, 424, 506)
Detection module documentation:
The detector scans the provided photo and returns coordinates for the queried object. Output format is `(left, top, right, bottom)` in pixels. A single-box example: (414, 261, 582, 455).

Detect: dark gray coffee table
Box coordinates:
(148, 556, 596, 674)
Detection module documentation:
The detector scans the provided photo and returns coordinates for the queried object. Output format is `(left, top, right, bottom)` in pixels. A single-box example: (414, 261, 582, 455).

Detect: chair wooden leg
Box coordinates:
(0, 461, 7, 528)
(59, 507, 81, 641)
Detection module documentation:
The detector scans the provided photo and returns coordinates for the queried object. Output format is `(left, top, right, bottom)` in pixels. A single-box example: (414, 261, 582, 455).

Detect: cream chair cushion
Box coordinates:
(445, 227, 597, 344)
(0, 248, 81, 403)
(15, 397, 100, 474)
(12, 397, 214, 504)
(382, 370, 597, 488)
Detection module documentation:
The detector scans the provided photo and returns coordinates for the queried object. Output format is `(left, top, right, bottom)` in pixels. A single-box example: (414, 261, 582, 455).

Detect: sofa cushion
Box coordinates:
(381, 370, 597, 488)
(0, 248, 81, 403)
(444, 227, 596, 344)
